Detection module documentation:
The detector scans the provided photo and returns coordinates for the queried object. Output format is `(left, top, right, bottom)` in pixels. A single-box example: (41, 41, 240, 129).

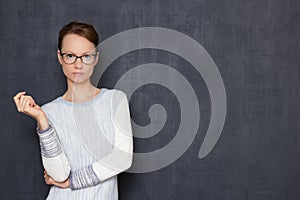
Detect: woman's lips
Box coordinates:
(73, 72, 84, 76)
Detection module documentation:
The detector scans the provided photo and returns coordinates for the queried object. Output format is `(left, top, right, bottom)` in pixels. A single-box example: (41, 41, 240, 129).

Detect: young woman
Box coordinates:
(13, 21, 133, 199)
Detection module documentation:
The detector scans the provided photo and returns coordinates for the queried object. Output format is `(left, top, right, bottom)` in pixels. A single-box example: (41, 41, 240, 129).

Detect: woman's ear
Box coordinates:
(57, 50, 63, 65)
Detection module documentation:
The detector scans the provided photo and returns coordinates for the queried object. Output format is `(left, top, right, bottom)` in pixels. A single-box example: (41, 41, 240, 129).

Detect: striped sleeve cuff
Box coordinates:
(37, 124, 63, 158)
(36, 124, 52, 134)
(70, 165, 101, 190)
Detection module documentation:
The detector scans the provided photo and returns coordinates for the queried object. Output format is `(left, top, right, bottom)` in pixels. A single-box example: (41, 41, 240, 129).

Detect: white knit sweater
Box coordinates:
(37, 88, 133, 200)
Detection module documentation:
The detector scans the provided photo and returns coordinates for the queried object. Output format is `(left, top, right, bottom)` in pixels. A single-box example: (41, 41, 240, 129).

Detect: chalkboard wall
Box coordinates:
(1, 0, 299, 199)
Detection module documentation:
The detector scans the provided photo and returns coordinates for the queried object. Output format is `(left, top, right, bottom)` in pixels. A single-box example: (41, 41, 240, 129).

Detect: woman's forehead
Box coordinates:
(61, 34, 96, 53)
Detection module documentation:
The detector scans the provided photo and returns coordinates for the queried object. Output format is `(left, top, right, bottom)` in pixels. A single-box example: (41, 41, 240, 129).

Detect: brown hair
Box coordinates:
(58, 21, 99, 51)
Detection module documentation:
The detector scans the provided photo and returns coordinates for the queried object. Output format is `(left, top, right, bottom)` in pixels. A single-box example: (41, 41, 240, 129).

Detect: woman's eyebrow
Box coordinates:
(62, 50, 95, 55)
(82, 51, 94, 54)
(61, 51, 75, 54)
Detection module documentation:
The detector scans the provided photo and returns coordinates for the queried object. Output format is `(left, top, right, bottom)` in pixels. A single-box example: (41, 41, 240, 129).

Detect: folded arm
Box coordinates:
(37, 122, 71, 182)
(69, 95, 133, 190)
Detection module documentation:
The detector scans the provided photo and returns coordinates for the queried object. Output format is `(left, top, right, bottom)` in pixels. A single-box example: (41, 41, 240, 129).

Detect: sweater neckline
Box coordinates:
(57, 88, 107, 106)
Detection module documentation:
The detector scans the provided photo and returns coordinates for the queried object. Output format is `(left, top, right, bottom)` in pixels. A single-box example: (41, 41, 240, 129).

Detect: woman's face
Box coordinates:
(57, 34, 98, 84)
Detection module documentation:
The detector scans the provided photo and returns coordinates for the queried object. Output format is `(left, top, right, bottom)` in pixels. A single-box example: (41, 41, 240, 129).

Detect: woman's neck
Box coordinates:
(62, 79, 101, 103)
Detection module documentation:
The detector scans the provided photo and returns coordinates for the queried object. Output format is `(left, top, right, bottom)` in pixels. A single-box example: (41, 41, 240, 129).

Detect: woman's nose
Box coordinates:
(74, 58, 83, 69)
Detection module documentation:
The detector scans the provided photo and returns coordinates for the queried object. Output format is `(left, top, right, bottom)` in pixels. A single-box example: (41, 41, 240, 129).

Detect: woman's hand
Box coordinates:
(44, 171, 70, 189)
(13, 91, 49, 130)
(13, 91, 43, 119)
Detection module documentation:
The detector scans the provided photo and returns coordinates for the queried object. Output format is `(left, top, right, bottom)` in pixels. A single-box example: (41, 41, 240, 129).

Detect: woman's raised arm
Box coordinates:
(13, 91, 71, 182)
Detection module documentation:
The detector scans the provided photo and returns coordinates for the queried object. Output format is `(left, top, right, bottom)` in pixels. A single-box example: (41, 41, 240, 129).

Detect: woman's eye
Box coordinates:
(66, 54, 74, 59)
(83, 54, 92, 60)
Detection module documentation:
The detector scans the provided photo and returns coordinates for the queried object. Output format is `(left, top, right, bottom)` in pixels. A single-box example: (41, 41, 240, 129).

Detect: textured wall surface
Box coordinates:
(1, 0, 299, 199)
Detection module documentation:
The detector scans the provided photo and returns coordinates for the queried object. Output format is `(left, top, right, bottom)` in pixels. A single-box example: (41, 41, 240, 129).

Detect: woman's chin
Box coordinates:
(67, 77, 89, 85)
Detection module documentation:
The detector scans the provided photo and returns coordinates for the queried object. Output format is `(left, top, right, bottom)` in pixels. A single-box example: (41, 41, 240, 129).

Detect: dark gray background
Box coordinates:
(1, 0, 299, 199)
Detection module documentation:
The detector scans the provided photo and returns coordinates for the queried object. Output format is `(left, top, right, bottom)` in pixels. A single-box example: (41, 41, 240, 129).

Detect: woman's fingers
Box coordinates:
(19, 96, 27, 112)
(13, 91, 26, 104)
(23, 98, 33, 113)
(43, 171, 70, 188)
(46, 176, 55, 185)
(28, 96, 36, 107)
(21, 96, 30, 112)
(13, 91, 26, 111)
(13, 92, 42, 120)
(16, 94, 37, 113)
(44, 171, 53, 185)
(18, 95, 24, 112)
(14, 92, 27, 112)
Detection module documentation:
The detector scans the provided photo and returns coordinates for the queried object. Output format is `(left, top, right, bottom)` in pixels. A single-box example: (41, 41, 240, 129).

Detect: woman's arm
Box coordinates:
(13, 91, 71, 183)
(69, 95, 133, 190)
(37, 120, 71, 182)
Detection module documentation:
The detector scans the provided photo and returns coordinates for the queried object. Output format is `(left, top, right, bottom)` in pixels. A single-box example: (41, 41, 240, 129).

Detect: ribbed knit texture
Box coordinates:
(38, 88, 133, 200)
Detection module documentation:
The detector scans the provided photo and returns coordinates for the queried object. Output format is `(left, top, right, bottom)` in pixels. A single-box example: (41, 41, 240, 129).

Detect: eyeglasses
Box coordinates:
(60, 53, 97, 65)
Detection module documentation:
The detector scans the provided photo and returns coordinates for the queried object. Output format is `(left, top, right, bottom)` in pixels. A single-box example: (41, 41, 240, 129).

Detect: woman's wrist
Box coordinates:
(37, 114, 49, 131)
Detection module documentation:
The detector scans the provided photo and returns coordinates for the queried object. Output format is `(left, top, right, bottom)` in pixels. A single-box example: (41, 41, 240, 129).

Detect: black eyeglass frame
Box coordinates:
(60, 52, 98, 65)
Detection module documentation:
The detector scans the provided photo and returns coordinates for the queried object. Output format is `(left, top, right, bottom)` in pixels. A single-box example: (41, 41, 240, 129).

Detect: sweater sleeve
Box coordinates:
(37, 121, 71, 182)
(69, 94, 133, 190)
